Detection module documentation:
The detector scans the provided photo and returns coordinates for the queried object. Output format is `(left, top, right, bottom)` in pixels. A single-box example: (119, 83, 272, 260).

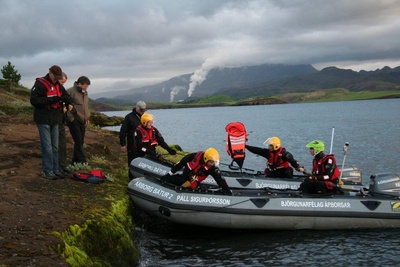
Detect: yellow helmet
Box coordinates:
(264, 137, 281, 151)
(203, 148, 220, 165)
(140, 113, 154, 127)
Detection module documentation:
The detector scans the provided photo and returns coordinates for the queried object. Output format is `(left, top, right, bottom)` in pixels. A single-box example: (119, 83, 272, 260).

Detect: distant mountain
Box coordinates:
(97, 63, 318, 104)
(214, 66, 400, 99)
(95, 64, 400, 104)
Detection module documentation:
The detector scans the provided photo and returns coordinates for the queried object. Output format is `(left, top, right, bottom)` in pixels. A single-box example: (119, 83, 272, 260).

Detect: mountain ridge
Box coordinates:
(92, 63, 318, 103)
(92, 63, 400, 104)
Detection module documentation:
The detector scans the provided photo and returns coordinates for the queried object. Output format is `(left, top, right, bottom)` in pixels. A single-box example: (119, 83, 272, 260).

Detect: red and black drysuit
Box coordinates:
(134, 124, 176, 159)
(161, 151, 232, 195)
(245, 145, 302, 178)
(299, 152, 341, 194)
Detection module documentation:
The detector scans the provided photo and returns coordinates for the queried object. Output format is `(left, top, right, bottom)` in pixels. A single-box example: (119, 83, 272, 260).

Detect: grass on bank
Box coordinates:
(276, 88, 400, 103)
(49, 129, 183, 266)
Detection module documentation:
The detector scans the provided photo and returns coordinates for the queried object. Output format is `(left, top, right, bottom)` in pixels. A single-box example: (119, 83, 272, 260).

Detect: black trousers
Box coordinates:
(299, 179, 328, 194)
(58, 121, 67, 169)
(127, 147, 137, 179)
(67, 119, 86, 164)
(266, 168, 294, 178)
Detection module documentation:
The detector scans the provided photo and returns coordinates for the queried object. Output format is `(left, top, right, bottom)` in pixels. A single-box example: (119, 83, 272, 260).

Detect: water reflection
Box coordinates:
(104, 99, 400, 178)
(134, 211, 400, 266)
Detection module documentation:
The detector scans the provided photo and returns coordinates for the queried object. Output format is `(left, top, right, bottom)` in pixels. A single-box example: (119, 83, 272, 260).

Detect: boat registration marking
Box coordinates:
(177, 195, 230, 205)
(134, 181, 174, 200)
(256, 182, 298, 190)
(280, 200, 351, 209)
(137, 162, 168, 175)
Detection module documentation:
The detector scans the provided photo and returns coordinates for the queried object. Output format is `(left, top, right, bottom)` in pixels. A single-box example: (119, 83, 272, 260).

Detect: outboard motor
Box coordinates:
(369, 172, 400, 196)
(338, 165, 362, 185)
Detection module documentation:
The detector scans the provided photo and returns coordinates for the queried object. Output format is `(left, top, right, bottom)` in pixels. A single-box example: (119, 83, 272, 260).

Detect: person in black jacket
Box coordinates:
(119, 101, 147, 178)
(30, 65, 73, 180)
(246, 136, 304, 178)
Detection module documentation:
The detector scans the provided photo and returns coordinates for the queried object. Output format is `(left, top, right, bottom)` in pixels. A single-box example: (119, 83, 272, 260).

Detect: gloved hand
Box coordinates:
(181, 180, 191, 188)
(168, 148, 177, 155)
(308, 175, 317, 181)
(160, 174, 169, 184)
(146, 149, 157, 158)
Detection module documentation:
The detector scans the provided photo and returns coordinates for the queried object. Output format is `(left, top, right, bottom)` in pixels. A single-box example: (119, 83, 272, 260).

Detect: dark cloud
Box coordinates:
(1, 0, 399, 92)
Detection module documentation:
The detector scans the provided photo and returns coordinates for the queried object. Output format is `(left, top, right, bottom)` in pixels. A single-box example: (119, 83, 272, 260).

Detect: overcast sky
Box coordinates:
(1, 0, 400, 94)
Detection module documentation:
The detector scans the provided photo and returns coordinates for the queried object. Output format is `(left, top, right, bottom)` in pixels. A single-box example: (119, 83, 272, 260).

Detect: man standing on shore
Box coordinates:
(66, 76, 91, 165)
(119, 100, 147, 179)
(30, 65, 72, 180)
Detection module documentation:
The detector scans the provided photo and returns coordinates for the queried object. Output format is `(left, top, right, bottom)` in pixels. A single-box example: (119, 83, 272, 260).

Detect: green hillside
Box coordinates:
(1, 84, 399, 116)
(277, 88, 400, 103)
(0, 85, 33, 115)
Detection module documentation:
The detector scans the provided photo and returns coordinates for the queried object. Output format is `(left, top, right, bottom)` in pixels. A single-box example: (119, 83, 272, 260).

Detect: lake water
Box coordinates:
(103, 99, 400, 266)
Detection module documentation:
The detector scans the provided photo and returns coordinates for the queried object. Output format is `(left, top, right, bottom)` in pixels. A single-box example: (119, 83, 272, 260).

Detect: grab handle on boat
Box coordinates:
(221, 162, 255, 172)
(338, 142, 349, 185)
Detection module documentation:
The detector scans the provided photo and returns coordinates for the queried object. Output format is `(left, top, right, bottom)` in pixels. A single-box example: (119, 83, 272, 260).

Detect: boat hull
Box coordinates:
(127, 176, 400, 230)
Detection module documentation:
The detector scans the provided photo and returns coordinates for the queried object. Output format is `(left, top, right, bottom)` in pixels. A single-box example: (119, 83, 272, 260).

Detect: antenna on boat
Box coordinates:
(338, 142, 349, 185)
(329, 126, 335, 154)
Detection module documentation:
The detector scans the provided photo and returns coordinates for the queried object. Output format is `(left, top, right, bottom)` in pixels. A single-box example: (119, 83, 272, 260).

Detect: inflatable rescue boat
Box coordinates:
(129, 157, 363, 191)
(127, 172, 400, 230)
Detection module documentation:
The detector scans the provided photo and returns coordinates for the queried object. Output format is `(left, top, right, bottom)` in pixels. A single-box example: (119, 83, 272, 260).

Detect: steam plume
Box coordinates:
(170, 85, 185, 102)
(188, 58, 219, 97)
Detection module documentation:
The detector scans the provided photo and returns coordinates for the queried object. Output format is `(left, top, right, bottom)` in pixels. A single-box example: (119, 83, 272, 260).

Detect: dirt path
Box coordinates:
(0, 114, 122, 266)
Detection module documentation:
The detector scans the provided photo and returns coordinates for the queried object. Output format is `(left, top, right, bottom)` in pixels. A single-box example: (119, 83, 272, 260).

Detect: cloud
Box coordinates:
(1, 0, 400, 93)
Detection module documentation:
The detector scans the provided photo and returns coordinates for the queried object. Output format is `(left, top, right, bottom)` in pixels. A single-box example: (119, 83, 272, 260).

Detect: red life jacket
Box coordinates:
(36, 77, 62, 109)
(312, 154, 341, 190)
(187, 151, 210, 188)
(225, 122, 248, 168)
(267, 147, 290, 171)
(135, 126, 158, 149)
